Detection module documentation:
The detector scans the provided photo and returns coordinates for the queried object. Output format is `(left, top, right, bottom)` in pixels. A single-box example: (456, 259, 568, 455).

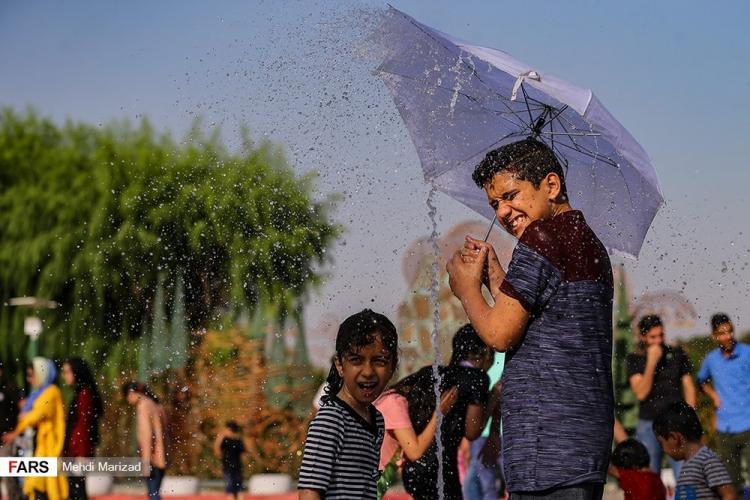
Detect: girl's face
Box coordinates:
(335, 333, 395, 409)
(62, 363, 75, 386)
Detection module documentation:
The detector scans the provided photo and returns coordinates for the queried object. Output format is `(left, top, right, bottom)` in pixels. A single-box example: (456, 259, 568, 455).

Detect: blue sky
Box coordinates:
(2, 0, 749, 361)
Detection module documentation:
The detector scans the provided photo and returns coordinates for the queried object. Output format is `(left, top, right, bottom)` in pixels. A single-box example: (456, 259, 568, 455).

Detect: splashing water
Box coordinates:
(426, 185, 445, 500)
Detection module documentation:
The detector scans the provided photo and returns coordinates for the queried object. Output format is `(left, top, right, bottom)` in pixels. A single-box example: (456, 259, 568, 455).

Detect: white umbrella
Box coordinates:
(375, 7, 663, 257)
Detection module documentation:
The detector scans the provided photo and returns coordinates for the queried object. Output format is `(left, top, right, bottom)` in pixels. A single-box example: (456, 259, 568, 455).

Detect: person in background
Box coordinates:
(653, 402, 734, 500)
(394, 324, 497, 500)
(373, 382, 457, 499)
(463, 361, 504, 500)
(62, 357, 104, 500)
(122, 382, 167, 500)
(697, 313, 750, 498)
(608, 438, 666, 500)
(0, 361, 22, 500)
(627, 314, 696, 477)
(213, 420, 246, 500)
(2, 357, 68, 500)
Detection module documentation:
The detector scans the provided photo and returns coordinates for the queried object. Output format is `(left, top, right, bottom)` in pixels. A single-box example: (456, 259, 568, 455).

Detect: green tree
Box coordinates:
(0, 108, 338, 376)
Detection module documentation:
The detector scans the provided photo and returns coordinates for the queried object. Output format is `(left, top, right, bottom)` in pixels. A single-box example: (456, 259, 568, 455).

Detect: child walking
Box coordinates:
(298, 309, 398, 500)
(653, 402, 735, 500)
(213, 421, 246, 500)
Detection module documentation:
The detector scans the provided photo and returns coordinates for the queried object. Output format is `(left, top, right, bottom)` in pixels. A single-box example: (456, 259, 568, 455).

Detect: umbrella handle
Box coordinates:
(483, 215, 497, 242)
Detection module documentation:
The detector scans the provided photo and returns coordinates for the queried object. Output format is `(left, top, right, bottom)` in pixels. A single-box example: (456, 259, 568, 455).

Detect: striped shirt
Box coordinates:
(675, 446, 732, 500)
(298, 396, 384, 499)
(499, 210, 614, 492)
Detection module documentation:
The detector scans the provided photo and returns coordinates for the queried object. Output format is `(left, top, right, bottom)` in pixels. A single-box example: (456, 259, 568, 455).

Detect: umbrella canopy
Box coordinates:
(375, 7, 663, 258)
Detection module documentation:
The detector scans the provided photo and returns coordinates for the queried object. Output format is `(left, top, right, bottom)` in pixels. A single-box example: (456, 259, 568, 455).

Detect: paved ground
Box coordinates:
(98, 479, 626, 500)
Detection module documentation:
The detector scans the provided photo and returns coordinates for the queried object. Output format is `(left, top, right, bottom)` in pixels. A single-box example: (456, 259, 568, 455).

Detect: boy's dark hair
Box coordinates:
(449, 324, 488, 366)
(322, 309, 398, 403)
(652, 401, 703, 442)
(611, 439, 650, 469)
(121, 381, 159, 404)
(710, 313, 732, 331)
(472, 137, 568, 201)
(638, 314, 663, 335)
(226, 420, 241, 432)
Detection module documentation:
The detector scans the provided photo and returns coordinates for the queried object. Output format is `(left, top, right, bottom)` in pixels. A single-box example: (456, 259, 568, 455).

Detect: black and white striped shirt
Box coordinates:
(298, 396, 384, 499)
(675, 446, 733, 499)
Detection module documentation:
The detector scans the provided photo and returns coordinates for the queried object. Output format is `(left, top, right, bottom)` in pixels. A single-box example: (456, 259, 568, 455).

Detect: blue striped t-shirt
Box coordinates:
(498, 210, 614, 493)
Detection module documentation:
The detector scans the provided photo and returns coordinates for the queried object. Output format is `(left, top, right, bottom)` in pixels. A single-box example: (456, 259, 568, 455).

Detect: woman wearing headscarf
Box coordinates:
(62, 358, 103, 500)
(2, 357, 68, 500)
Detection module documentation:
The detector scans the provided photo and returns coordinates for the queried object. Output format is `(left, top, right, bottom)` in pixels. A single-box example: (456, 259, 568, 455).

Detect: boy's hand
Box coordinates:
(646, 344, 663, 364)
(447, 245, 486, 299)
(464, 236, 505, 297)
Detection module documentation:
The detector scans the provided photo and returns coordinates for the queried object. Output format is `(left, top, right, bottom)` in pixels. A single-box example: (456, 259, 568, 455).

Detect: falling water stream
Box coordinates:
(426, 186, 446, 500)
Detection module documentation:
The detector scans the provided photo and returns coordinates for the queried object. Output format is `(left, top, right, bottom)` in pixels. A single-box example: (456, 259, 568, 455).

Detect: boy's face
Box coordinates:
(125, 391, 139, 406)
(642, 325, 665, 347)
(712, 322, 735, 351)
(657, 432, 687, 461)
(335, 334, 395, 408)
(484, 171, 559, 238)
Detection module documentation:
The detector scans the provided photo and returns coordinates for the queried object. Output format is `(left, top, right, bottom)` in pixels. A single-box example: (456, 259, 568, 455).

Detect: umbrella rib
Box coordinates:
(552, 137, 619, 168)
(550, 116, 618, 167)
(547, 105, 569, 124)
(548, 122, 637, 216)
(537, 131, 602, 137)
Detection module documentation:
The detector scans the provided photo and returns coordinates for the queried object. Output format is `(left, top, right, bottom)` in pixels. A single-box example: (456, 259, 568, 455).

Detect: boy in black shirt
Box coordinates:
(214, 421, 246, 500)
(627, 315, 696, 477)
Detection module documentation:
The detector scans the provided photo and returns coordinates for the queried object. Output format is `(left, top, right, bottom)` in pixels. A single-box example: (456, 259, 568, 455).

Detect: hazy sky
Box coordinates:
(2, 0, 749, 364)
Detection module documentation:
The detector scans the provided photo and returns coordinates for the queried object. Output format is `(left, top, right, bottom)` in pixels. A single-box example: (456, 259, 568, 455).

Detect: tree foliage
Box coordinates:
(0, 108, 339, 369)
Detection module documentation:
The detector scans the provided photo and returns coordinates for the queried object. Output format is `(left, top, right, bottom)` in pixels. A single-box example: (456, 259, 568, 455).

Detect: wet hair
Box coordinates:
(611, 439, 650, 469)
(391, 324, 489, 433)
(322, 309, 398, 403)
(121, 381, 160, 404)
(449, 324, 489, 366)
(711, 313, 732, 332)
(225, 420, 241, 433)
(652, 401, 703, 442)
(472, 137, 568, 201)
(638, 314, 663, 335)
(65, 357, 104, 446)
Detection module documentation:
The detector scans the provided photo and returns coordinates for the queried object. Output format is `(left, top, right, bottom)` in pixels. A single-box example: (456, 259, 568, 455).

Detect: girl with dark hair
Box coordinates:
(394, 324, 498, 500)
(298, 309, 398, 500)
(122, 382, 167, 500)
(62, 357, 104, 500)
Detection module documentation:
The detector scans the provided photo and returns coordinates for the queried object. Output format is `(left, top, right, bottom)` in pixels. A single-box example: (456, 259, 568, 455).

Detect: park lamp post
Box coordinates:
(7, 297, 59, 360)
